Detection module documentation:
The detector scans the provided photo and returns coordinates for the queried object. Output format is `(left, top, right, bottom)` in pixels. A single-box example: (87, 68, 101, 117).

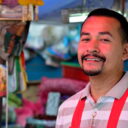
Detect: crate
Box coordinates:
(61, 62, 89, 82)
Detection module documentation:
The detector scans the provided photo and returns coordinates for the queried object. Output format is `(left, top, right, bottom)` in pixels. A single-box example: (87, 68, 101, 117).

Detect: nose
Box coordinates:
(86, 40, 100, 54)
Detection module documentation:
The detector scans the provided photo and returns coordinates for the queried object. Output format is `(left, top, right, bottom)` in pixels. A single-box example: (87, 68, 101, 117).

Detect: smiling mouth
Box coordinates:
(85, 58, 103, 62)
(82, 54, 106, 63)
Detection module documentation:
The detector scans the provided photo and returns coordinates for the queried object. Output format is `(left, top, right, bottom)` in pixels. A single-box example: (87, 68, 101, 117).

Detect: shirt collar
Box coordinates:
(80, 82, 91, 99)
(80, 72, 128, 99)
(106, 72, 128, 99)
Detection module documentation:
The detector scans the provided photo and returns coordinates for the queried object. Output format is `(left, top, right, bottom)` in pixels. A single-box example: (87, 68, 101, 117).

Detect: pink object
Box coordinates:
(15, 77, 87, 127)
(39, 77, 87, 94)
(39, 77, 87, 111)
(15, 98, 44, 127)
(2, 0, 18, 7)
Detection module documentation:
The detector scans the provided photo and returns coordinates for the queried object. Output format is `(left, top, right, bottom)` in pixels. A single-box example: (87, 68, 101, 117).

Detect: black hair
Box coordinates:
(82, 8, 128, 43)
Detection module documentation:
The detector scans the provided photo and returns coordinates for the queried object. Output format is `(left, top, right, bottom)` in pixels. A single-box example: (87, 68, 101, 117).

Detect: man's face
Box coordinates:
(78, 16, 128, 76)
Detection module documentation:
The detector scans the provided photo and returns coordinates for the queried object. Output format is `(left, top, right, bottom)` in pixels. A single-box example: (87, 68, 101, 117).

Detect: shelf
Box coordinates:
(27, 80, 41, 86)
(0, 17, 22, 21)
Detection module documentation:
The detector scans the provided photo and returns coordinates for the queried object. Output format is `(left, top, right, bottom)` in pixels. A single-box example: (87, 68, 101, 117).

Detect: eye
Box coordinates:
(100, 38, 110, 43)
(81, 38, 90, 42)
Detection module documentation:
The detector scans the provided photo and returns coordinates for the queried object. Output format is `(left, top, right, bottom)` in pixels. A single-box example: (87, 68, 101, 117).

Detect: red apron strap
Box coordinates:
(70, 98, 86, 128)
(107, 89, 128, 128)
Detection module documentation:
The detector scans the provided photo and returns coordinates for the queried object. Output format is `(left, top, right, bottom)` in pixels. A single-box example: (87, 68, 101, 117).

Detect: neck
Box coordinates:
(89, 71, 125, 102)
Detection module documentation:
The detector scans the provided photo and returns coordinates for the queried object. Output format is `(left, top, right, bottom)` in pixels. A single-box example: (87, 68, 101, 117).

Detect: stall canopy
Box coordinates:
(38, 0, 117, 23)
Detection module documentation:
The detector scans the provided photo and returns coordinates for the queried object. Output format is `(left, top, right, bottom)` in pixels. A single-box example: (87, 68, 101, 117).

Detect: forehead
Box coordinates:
(81, 16, 121, 33)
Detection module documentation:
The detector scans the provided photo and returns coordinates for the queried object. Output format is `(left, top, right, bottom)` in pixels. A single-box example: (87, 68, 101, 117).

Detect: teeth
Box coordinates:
(86, 58, 101, 61)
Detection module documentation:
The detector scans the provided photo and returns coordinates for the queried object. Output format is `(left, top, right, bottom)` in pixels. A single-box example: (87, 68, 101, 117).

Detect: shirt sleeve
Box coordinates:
(55, 105, 64, 128)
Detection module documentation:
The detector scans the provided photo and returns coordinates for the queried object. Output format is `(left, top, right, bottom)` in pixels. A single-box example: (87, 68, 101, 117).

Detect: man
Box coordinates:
(56, 8, 128, 128)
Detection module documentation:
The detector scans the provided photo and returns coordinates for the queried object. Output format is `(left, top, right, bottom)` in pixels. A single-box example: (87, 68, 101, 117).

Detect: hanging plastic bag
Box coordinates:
(0, 64, 6, 96)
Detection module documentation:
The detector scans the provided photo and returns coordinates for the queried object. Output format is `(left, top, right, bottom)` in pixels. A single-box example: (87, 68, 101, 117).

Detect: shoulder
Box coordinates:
(59, 88, 85, 112)
(56, 88, 86, 128)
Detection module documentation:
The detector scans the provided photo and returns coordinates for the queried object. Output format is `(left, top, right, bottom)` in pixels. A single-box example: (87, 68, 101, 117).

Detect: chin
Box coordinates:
(83, 70, 102, 76)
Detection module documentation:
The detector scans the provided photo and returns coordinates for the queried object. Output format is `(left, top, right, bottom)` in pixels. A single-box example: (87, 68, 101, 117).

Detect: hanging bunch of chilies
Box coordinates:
(18, 0, 44, 6)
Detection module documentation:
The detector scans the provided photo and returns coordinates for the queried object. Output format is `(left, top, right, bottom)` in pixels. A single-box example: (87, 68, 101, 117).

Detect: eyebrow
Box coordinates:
(81, 32, 90, 36)
(99, 32, 113, 37)
(81, 31, 113, 37)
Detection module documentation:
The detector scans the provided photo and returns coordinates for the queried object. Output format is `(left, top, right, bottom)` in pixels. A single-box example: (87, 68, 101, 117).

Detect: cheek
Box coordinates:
(105, 47, 123, 65)
(77, 42, 87, 53)
(77, 44, 84, 65)
(99, 44, 110, 53)
(77, 50, 82, 66)
(99, 44, 115, 57)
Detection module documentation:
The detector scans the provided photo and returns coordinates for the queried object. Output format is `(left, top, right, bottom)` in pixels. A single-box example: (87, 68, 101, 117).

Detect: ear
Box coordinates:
(122, 43, 128, 61)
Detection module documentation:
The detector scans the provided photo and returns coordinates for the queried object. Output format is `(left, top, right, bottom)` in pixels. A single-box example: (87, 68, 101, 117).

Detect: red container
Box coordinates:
(61, 62, 89, 82)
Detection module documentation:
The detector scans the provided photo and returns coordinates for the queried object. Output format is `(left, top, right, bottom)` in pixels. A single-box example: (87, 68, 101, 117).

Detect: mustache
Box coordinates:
(81, 54, 106, 62)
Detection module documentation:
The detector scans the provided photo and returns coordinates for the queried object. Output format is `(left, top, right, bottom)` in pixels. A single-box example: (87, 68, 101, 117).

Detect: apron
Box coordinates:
(70, 89, 128, 128)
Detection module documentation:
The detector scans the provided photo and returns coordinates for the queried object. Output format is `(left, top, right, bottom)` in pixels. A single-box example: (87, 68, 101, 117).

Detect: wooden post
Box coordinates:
(0, 97, 2, 128)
